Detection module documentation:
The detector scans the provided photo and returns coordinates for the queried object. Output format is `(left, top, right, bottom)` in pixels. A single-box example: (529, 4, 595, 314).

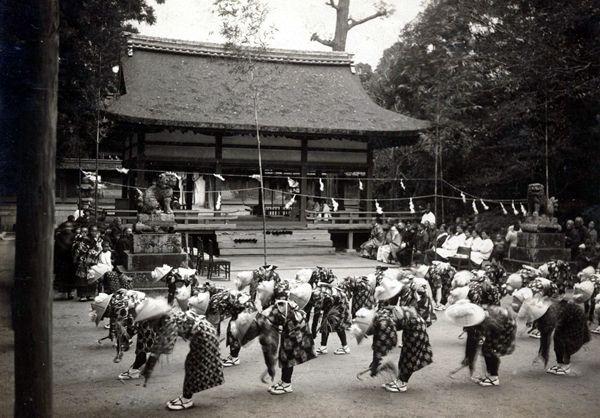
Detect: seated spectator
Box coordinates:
(470, 230, 494, 267)
(435, 225, 466, 260)
(377, 219, 404, 263)
(491, 232, 507, 262)
(320, 202, 331, 219)
(463, 228, 474, 248)
(359, 216, 385, 259)
(434, 224, 448, 248)
(575, 240, 600, 272)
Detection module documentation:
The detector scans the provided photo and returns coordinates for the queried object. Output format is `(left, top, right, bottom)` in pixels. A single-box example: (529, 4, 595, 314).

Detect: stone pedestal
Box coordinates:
(119, 212, 188, 290)
(504, 231, 571, 272)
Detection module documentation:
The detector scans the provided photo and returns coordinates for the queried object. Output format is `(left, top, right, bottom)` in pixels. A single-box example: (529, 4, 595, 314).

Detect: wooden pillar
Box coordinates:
(185, 173, 193, 210)
(300, 138, 308, 224)
(215, 135, 222, 214)
(8, 0, 58, 415)
(336, 171, 346, 211)
(366, 144, 374, 215)
(136, 132, 147, 187)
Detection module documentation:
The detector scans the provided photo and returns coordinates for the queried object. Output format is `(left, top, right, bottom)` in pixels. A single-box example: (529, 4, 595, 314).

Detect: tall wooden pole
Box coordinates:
(6, 0, 58, 416)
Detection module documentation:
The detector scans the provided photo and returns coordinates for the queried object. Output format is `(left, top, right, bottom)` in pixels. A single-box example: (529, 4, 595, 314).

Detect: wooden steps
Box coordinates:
(216, 229, 335, 256)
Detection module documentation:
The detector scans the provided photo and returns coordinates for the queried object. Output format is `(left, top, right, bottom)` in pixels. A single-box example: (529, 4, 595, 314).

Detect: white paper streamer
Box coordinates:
(358, 179, 364, 191)
(287, 177, 299, 189)
(472, 199, 479, 214)
(511, 200, 519, 215)
(331, 198, 339, 212)
(520, 203, 527, 216)
(375, 200, 383, 215)
(215, 193, 222, 210)
(409, 198, 415, 214)
(480, 199, 489, 210)
(400, 179, 406, 191)
(116, 167, 129, 174)
(461, 192, 466, 203)
(500, 202, 508, 215)
(284, 194, 296, 210)
(213, 173, 225, 182)
(319, 178, 324, 192)
(249, 174, 261, 181)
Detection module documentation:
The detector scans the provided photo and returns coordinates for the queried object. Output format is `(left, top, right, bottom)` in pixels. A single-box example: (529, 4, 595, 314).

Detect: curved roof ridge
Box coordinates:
(127, 33, 354, 65)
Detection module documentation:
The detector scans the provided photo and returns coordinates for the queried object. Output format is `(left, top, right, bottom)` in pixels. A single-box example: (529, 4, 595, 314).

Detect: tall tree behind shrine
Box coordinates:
(57, 0, 165, 159)
(362, 0, 600, 215)
(311, 0, 394, 51)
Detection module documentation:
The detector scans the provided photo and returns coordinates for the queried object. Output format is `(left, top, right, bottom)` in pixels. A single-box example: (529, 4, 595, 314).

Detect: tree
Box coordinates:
(311, 0, 394, 51)
(213, 0, 276, 264)
(57, 0, 165, 159)
(364, 0, 600, 218)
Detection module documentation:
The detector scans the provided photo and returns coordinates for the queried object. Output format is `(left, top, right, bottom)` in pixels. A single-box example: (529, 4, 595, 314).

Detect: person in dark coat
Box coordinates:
(54, 222, 76, 298)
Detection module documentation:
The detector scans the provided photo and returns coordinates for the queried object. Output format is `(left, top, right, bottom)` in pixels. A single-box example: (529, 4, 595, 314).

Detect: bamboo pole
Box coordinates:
(9, 0, 58, 416)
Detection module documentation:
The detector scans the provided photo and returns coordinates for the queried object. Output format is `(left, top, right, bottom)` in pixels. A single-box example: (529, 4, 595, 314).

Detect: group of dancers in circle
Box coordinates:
(88, 259, 599, 411)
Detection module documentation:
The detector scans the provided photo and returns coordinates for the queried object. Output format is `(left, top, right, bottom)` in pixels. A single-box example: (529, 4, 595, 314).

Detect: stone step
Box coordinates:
(517, 232, 566, 248)
(219, 247, 336, 256)
(218, 240, 334, 249)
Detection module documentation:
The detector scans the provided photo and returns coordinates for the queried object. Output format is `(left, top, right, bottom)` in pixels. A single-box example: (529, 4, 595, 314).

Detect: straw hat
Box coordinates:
(289, 283, 312, 309)
(374, 276, 403, 301)
(134, 297, 171, 323)
(518, 294, 553, 321)
(90, 293, 113, 325)
(349, 308, 376, 344)
(573, 280, 595, 303)
(294, 269, 313, 283)
(452, 270, 475, 289)
(412, 264, 430, 279)
(176, 267, 197, 279)
(188, 292, 210, 315)
(505, 273, 523, 292)
(447, 285, 469, 306)
(445, 300, 486, 327)
(235, 271, 254, 291)
(511, 287, 533, 313)
(230, 310, 258, 344)
(365, 273, 377, 289)
(87, 263, 112, 284)
(151, 264, 173, 282)
(256, 280, 275, 308)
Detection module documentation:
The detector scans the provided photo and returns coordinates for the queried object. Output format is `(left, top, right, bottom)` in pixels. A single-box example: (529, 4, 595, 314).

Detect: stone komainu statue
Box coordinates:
(137, 172, 179, 214)
(527, 183, 558, 218)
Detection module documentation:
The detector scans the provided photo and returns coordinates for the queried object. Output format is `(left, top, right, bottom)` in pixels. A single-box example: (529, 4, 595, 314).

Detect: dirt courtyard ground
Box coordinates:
(1, 240, 600, 417)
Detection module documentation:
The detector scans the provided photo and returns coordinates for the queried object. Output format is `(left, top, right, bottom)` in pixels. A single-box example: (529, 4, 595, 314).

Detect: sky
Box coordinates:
(136, 0, 426, 67)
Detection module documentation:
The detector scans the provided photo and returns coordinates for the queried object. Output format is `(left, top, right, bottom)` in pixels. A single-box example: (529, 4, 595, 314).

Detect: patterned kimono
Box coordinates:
(553, 300, 590, 362)
(398, 282, 435, 327)
(425, 263, 456, 304)
(463, 306, 516, 373)
(249, 266, 282, 302)
(370, 306, 433, 382)
(339, 276, 376, 318)
(536, 303, 560, 365)
(528, 278, 560, 298)
(516, 268, 538, 288)
(103, 289, 146, 359)
(141, 310, 224, 397)
(467, 278, 502, 306)
(310, 284, 351, 336)
(100, 271, 133, 295)
(360, 223, 386, 259)
(73, 236, 102, 297)
(482, 263, 507, 293)
(255, 300, 316, 379)
(546, 260, 574, 294)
